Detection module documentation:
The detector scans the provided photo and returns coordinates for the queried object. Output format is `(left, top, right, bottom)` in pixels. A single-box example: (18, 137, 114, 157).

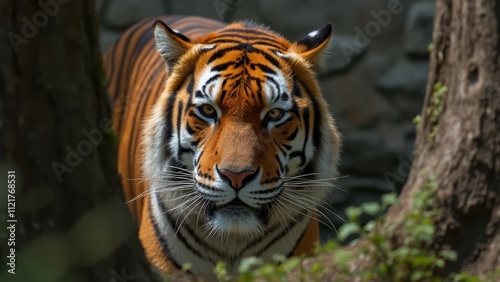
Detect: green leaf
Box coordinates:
(272, 254, 287, 263)
(440, 249, 457, 261)
(361, 202, 381, 216)
(412, 115, 422, 125)
(280, 257, 301, 272)
(332, 250, 352, 267)
(238, 257, 263, 273)
(364, 221, 375, 232)
(214, 261, 228, 281)
(345, 206, 362, 221)
(181, 262, 192, 272)
(382, 193, 398, 207)
(338, 222, 360, 241)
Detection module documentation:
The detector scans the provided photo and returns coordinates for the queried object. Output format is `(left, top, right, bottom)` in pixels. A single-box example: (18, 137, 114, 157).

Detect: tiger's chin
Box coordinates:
(207, 202, 267, 234)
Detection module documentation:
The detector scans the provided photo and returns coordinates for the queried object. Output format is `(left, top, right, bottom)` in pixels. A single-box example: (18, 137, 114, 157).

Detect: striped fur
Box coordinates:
(104, 16, 341, 278)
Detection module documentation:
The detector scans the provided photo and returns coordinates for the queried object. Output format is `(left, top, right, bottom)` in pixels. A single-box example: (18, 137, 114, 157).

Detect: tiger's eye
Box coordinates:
(266, 108, 284, 121)
(199, 104, 216, 118)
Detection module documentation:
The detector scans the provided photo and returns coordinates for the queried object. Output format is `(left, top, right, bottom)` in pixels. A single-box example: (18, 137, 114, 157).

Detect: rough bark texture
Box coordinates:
(386, 0, 500, 276)
(0, 1, 157, 281)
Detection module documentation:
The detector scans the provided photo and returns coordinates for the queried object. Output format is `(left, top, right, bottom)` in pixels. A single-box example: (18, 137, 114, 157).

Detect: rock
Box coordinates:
(376, 60, 429, 96)
(102, 0, 167, 29)
(258, 0, 330, 38)
(322, 175, 393, 207)
(321, 34, 367, 75)
(375, 60, 428, 118)
(340, 176, 393, 194)
(404, 1, 436, 57)
(341, 131, 397, 176)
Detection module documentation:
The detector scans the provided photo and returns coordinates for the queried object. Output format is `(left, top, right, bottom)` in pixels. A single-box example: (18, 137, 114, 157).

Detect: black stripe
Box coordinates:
(186, 75, 194, 95)
(207, 39, 285, 50)
(212, 62, 233, 72)
(183, 222, 226, 262)
(273, 140, 287, 156)
(164, 89, 179, 142)
(255, 211, 306, 257)
(281, 92, 289, 101)
(158, 199, 207, 261)
(291, 79, 302, 97)
(193, 150, 205, 166)
(207, 44, 249, 64)
(285, 127, 299, 141)
(127, 66, 162, 186)
(201, 74, 221, 96)
(176, 101, 184, 161)
(289, 150, 305, 165)
(253, 48, 281, 69)
(218, 80, 229, 102)
(300, 82, 322, 149)
(265, 75, 281, 98)
(186, 122, 195, 135)
(194, 90, 205, 98)
(256, 63, 276, 75)
(113, 23, 150, 135)
(285, 218, 309, 257)
(218, 28, 280, 38)
(300, 108, 310, 167)
(149, 201, 182, 269)
(275, 154, 284, 172)
(238, 222, 278, 255)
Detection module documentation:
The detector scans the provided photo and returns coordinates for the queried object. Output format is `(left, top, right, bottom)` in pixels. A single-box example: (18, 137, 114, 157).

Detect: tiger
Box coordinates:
(103, 15, 341, 278)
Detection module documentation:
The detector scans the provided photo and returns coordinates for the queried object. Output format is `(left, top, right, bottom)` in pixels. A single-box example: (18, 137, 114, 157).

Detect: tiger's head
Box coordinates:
(143, 20, 341, 237)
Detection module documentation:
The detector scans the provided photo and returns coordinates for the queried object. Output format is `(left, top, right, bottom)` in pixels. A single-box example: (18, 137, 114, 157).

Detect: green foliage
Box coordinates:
(235, 253, 326, 281)
(427, 81, 447, 142)
(214, 261, 229, 281)
(449, 268, 500, 282)
(412, 114, 421, 125)
(332, 175, 467, 281)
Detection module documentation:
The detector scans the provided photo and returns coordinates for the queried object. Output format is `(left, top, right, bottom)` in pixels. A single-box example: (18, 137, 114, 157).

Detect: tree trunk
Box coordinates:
(0, 1, 157, 281)
(386, 0, 500, 276)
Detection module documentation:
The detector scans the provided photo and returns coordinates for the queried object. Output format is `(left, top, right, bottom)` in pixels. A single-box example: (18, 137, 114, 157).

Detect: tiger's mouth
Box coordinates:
(205, 198, 270, 233)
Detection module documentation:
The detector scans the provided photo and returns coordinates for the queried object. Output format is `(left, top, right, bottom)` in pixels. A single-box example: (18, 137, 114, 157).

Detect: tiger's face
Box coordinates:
(144, 21, 340, 237)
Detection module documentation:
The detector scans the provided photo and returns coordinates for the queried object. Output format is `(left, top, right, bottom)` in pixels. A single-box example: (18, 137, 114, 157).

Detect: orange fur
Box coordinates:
(104, 15, 340, 277)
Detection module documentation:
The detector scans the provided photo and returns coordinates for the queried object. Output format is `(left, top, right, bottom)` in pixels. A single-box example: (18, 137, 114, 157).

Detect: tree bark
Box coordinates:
(385, 0, 500, 276)
(0, 1, 157, 281)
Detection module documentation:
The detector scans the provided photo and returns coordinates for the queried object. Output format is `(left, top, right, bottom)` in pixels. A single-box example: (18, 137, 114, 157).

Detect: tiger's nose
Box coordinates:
(216, 167, 258, 190)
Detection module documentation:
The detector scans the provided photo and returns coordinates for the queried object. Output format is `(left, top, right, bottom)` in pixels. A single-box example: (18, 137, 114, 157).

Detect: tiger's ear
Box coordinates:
(288, 23, 332, 68)
(153, 20, 193, 68)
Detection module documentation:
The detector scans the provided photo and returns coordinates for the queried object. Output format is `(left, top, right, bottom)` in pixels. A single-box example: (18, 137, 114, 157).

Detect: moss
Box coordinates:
(427, 82, 447, 142)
